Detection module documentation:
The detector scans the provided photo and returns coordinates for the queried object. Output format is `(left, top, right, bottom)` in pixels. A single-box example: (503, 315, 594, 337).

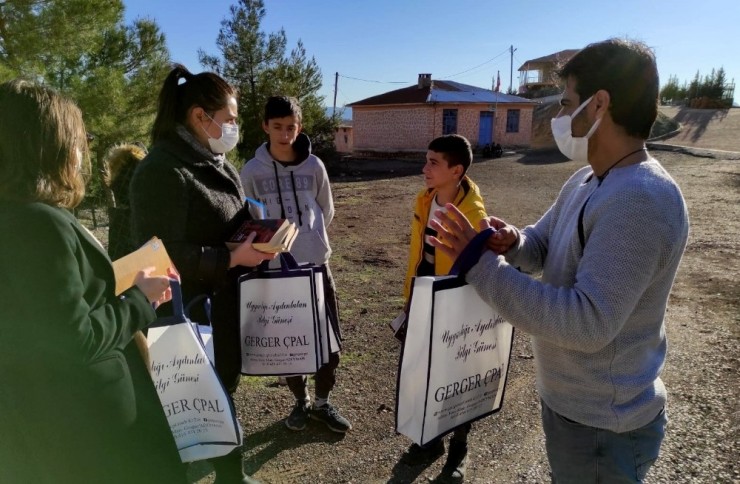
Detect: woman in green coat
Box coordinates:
(0, 79, 186, 483)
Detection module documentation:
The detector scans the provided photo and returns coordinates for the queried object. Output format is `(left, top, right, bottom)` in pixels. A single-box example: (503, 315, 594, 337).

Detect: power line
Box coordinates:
(338, 74, 407, 84)
(338, 47, 512, 86)
(441, 48, 510, 79)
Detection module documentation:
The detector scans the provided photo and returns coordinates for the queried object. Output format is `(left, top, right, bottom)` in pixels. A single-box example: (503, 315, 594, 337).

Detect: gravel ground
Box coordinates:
(85, 146, 738, 483)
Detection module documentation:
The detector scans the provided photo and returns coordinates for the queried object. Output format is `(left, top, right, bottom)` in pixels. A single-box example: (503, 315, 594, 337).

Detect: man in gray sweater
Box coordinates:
(430, 39, 689, 483)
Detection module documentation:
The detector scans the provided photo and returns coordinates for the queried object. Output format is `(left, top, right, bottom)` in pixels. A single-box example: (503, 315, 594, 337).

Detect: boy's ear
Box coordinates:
(452, 163, 464, 180)
(262, 121, 270, 134)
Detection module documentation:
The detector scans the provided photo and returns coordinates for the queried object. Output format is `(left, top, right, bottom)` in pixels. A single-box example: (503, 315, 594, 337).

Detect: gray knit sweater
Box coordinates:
(466, 158, 689, 433)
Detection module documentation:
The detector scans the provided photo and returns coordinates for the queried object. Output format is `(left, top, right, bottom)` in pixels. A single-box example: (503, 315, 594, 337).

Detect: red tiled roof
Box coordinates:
(348, 84, 430, 106)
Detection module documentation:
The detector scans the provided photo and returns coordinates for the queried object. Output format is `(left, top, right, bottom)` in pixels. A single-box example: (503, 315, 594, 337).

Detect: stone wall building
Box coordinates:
(348, 74, 535, 156)
(334, 123, 353, 154)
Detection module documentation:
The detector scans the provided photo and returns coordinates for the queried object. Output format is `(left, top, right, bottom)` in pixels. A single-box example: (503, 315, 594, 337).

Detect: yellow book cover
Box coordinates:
(111, 237, 173, 295)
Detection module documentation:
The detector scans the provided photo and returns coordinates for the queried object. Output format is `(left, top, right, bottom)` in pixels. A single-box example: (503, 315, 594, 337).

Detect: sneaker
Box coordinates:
(400, 439, 445, 465)
(285, 400, 310, 431)
(309, 402, 352, 433)
(440, 439, 469, 481)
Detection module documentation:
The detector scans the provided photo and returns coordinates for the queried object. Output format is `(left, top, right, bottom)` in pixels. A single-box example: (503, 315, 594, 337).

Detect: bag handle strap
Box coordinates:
(258, 252, 300, 272)
(185, 294, 211, 324)
(148, 278, 189, 328)
(169, 278, 186, 320)
(448, 227, 495, 277)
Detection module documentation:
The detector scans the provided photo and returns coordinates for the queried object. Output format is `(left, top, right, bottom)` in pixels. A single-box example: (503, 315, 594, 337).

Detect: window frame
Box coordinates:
(442, 108, 458, 135)
(506, 109, 521, 133)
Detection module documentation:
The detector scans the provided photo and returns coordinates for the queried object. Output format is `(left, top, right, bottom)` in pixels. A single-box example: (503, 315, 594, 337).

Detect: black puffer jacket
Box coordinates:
(130, 133, 250, 391)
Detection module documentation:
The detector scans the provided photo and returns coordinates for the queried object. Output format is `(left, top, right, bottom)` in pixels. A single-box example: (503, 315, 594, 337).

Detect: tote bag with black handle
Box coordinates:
(396, 228, 515, 445)
(239, 253, 323, 376)
(146, 280, 242, 462)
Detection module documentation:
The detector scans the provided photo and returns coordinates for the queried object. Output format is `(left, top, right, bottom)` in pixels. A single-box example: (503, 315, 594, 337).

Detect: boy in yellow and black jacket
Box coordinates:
(400, 134, 487, 481)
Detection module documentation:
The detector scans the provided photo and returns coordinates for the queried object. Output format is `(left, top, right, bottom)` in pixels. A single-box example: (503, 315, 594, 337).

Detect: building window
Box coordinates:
(506, 109, 520, 133)
(442, 109, 458, 134)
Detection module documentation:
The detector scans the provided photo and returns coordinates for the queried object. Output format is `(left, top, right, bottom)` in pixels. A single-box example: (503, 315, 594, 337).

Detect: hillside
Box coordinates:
(652, 106, 740, 152)
(530, 102, 740, 152)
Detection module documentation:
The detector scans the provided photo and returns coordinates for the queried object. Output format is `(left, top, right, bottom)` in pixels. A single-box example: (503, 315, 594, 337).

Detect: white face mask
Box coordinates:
(550, 95, 602, 163)
(202, 112, 239, 154)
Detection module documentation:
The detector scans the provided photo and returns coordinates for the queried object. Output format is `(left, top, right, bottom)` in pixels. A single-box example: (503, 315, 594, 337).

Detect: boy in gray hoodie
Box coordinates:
(240, 96, 351, 434)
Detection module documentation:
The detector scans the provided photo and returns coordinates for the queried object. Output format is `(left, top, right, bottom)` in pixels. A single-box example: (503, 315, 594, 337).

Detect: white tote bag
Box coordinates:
(239, 254, 322, 375)
(311, 264, 342, 364)
(396, 229, 514, 445)
(146, 281, 242, 462)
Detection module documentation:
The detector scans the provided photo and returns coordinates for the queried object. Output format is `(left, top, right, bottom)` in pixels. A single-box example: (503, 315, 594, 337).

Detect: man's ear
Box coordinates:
(592, 89, 611, 118)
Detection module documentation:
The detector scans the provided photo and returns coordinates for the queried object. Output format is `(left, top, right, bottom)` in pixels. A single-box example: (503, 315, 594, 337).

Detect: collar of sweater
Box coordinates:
(175, 124, 226, 166)
(425, 176, 473, 205)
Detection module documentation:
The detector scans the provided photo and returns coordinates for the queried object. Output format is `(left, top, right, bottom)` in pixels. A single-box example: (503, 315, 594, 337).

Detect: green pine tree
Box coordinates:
(0, 0, 170, 213)
(199, 0, 337, 165)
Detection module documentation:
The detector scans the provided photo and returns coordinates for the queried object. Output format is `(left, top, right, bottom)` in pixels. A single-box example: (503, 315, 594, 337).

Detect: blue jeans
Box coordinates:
(541, 399, 666, 483)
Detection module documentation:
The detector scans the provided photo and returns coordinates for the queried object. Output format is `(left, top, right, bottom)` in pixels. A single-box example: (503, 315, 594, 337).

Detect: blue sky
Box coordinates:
(123, 0, 739, 110)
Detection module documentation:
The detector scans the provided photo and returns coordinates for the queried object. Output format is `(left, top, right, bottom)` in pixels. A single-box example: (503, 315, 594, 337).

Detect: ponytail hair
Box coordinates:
(151, 64, 236, 143)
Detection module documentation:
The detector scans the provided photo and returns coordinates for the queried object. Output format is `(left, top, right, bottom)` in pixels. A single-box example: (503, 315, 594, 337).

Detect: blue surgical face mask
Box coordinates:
(550, 96, 602, 163)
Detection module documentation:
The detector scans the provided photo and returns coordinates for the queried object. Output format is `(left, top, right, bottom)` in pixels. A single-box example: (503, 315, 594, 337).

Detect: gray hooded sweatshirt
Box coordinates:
(239, 133, 334, 265)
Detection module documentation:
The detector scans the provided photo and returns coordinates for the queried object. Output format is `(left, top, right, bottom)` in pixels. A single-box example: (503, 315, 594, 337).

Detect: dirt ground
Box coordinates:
(177, 146, 739, 483)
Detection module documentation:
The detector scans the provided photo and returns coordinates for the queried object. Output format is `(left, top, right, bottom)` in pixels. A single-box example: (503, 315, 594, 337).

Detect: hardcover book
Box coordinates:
(226, 218, 298, 253)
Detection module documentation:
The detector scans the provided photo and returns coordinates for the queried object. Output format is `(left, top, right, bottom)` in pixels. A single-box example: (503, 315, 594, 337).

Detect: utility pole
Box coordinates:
(333, 72, 339, 117)
(509, 45, 517, 94)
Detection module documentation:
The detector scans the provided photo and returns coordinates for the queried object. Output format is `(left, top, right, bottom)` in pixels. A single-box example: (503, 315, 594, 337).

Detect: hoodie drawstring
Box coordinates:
(290, 171, 304, 226)
(272, 161, 304, 226)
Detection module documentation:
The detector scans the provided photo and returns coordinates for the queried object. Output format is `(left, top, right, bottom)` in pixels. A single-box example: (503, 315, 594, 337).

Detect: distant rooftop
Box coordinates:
(518, 49, 579, 71)
(349, 77, 534, 107)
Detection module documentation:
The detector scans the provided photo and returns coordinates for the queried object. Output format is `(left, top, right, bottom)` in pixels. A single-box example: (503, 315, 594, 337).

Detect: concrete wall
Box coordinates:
(334, 125, 353, 153)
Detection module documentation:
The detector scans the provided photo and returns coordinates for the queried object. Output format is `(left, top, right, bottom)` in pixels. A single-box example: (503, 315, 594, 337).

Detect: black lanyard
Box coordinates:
(272, 161, 304, 226)
(577, 148, 646, 248)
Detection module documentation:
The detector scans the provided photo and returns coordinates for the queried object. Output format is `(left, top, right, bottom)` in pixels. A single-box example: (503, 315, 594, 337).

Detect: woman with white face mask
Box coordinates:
(129, 64, 275, 484)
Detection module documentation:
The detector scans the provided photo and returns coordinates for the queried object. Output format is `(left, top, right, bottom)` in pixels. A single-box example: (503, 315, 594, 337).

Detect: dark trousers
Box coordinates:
(541, 399, 666, 483)
(287, 263, 342, 400)
(422, 422, 472, 448)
